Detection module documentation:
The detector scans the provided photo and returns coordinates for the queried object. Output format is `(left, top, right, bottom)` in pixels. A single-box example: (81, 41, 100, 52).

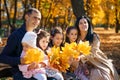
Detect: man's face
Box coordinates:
(25, 11, 41, 30)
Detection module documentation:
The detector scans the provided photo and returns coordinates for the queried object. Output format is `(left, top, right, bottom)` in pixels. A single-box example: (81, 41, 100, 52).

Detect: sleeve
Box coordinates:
(39, 49, 49, 66)
(88, 33, 108, 60)
(0, 33, 21, 66)
(18, 64, 29, 72)
(42, 54, 49, 65)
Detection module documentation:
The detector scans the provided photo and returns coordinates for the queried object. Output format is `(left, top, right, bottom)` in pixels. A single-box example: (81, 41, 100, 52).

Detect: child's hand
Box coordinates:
(39, 62, 46, 67)
(20, 58, 26, 64)
(28, 62, 39, 71)
(70, 60, 79, 71)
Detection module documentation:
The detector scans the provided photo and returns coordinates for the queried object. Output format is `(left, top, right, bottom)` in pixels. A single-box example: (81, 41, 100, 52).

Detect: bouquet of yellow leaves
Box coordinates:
(77, 41, 91, 55)
(62, 42, 80, 59)
(47, 41, 91, 72)
(48, 47, 60, 67)
(48, 46, 70, 72)
(57, 53, 70, 72)
(23, 48, 44, 64)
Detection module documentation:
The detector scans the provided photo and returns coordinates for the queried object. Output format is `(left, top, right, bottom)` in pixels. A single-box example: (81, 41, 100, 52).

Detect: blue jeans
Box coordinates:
(13, 71, 57, 80)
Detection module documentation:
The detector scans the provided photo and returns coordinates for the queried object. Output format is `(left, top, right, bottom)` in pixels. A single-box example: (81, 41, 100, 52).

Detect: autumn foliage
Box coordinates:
(48, 41, 91, 72)
(22, 48, 44, 64)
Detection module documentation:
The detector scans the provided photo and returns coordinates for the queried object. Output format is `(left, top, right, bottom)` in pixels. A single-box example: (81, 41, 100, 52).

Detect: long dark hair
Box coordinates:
(65, 26, 78, 43)
(75, 15, 94, 43)
(36, 30, 50, 53)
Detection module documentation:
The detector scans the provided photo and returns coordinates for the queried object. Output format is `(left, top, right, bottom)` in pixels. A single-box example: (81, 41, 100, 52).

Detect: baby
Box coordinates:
(18, 32, 47, 80)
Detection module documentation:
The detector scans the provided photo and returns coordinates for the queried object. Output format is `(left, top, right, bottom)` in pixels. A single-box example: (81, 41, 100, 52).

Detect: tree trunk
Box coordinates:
(115, 7, 119, 33)
(70, 0, 85, 18)
(13, 0, 17, 26)
(4, 0, 18, 33)
(115, 19, 119, 33)
(3, 0, 12, 28)
(22, 0, 28, 20)
(105, 1, 109, 30)
(0, 0, 1, 28)
(115, 1, 119, 33)
(11, 0, 18, 33)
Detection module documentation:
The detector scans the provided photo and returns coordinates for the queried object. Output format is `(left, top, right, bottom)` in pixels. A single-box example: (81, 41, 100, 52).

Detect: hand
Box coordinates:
(20, 58, 26, 64)
(28, 62, 39, 71)
(80, 55, 88, 63)
(70, 60, 79, 72)
(71, 60, 79, 68)
(39, 62, 46, 67)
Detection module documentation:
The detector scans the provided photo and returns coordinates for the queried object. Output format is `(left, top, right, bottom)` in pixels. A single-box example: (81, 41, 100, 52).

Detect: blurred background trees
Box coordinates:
(0, 0, 120, 37)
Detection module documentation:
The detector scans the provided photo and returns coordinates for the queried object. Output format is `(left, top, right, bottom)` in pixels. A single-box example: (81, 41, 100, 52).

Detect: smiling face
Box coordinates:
(67, 29, 78, 43)
(52, 33, 63, 47)
(39, 37, 49, 50)
(25, 11, 41, 31)
(79, 18, 89, 32)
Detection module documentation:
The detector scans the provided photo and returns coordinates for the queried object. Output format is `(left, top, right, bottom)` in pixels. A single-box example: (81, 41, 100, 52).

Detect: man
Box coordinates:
(0, 8, 56, 80)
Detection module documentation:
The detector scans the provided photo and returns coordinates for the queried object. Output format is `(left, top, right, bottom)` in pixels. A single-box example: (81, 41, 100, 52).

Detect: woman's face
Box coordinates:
(39, 37, 49, 50)
(52, 33, 63, 47)
(67, 29, 78, 43)
(79, 18, 89, 32)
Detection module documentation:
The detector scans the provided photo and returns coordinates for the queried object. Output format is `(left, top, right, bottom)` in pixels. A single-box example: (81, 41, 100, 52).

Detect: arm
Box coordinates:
(88, 33, 108, 60)
(0, 33, 21, 66)
(18, 65, 29, 72)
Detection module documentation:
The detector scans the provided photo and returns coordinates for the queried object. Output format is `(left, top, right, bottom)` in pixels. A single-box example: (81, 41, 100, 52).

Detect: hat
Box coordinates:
(22, 32, 37, 48)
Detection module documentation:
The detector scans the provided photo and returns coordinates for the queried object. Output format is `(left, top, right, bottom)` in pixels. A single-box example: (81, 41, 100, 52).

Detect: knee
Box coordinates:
(55, 73, 64, 80)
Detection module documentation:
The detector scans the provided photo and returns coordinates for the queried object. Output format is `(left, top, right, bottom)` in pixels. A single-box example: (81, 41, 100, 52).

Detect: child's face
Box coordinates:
(39, 37, 49, 50)
(67, 29, 78, 43)
(52, 33, 63, 47)
(22, 43, 33, 51)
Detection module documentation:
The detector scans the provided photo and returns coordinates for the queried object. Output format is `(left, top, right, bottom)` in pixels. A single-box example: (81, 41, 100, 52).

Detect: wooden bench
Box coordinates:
(0, 46, 13, 78)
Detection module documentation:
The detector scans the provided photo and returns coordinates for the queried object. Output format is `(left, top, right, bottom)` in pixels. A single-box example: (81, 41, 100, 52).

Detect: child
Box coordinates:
(65, 26, 78, 65)
(48, 28, 64, 49)
(36, 30, 50, 54)
(65, 26, 78, 43)
(36, 29, 64, 80)
(65, 26, 89, 80)
(18, 32, 47, 80)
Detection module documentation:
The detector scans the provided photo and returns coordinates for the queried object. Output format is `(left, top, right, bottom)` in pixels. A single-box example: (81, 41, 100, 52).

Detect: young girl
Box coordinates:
(65, 26, 78, 43)
(48, 28, 64, 49)
(19, 32, 47, 80)
(65, 26, 89, 80)
(36, 29, 64, 80)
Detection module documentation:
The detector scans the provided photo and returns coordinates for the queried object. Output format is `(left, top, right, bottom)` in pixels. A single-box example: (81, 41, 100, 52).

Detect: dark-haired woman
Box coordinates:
(74, 16, 119, 80)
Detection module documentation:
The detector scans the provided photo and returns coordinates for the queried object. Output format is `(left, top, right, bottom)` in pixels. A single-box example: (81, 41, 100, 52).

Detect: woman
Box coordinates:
(74, 15, 119, 80)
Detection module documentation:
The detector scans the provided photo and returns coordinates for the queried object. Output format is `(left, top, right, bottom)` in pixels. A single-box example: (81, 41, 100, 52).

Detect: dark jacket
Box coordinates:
(0, 23, 26, 73)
